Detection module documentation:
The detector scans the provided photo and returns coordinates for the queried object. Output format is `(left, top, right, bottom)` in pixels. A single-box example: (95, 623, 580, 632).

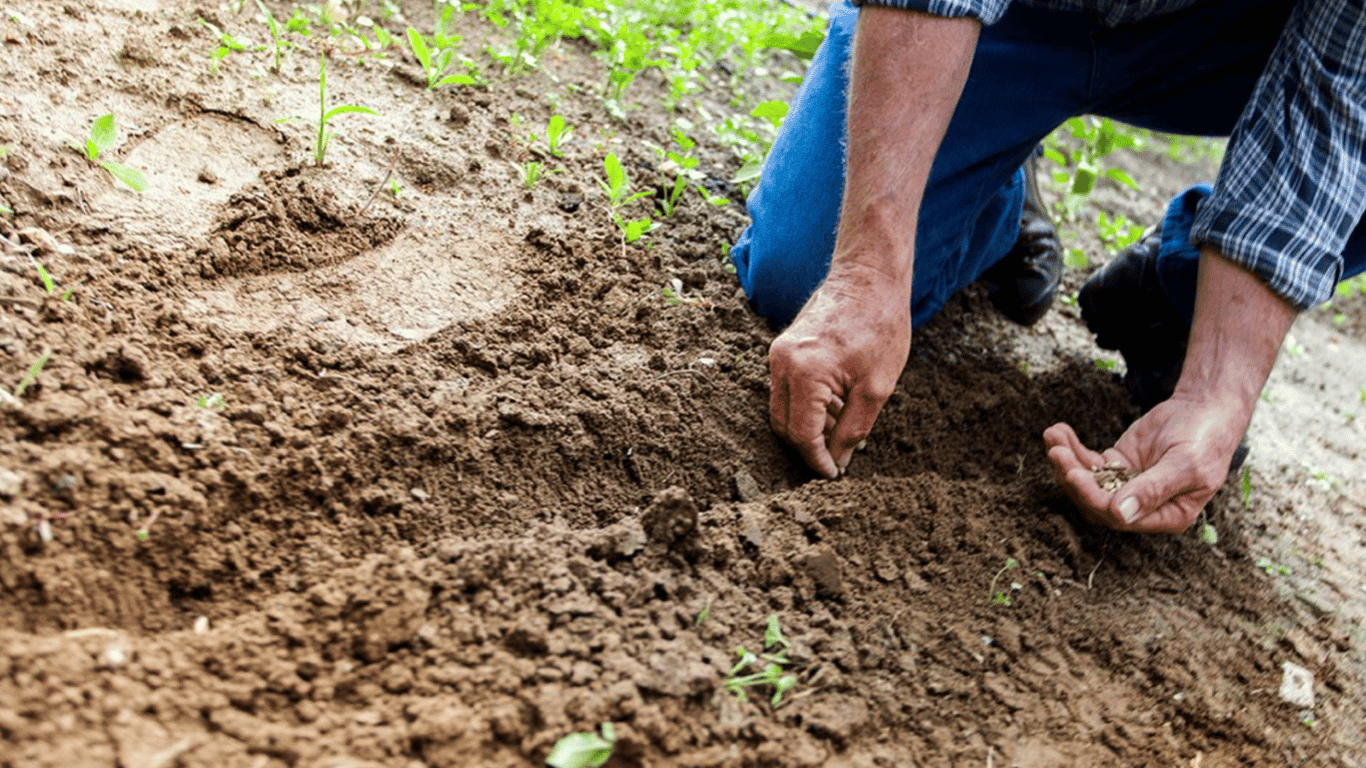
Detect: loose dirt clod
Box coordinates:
(1092, 462, 1139, 492)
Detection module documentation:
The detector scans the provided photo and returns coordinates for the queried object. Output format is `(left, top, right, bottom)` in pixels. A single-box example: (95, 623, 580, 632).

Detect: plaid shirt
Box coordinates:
(854, 0, 1364, 309)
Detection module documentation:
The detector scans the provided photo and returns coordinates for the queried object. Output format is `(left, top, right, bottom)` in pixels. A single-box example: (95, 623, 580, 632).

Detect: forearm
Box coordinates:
(1173, 246, 1298, 423)
(833, 7, 980, 299)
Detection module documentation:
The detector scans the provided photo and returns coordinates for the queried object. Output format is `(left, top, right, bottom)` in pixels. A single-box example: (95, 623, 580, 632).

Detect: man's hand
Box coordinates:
(1048, 246, 1297, 532)
(770, 264, 911, 478)
(765, 8, 979, 477)
(1043, 396, 1246, 532)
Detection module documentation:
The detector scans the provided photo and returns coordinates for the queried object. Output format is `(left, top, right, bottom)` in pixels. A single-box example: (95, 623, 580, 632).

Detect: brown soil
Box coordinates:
(2, 2, 1364, 767)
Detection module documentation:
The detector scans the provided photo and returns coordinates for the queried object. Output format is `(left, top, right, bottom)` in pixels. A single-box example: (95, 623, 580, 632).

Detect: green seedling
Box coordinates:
(749, 100, 788, 130)
(82, 114, 149, 192)
(1094, 358, 1118, 372)
(547, 114, 573, 157)
(695, 597, 711, 627)
(13, 349, 52, 398)
(1359, 387, 1365, 404)
(1196, 510, 1218, 546)
(988, 557, 1019, 606)
(1255, 556, 1290, 577)
(197, 392, 226, 410)
(407, 23, 475, 88)
(546, 722, 615, 768)
(1240, 465, 1252, 509)
(661, 278, 713, 309)
(255, 0, 310, 72)
(199, 17, 260, 72)
(1060, 291, 1079, 307)
(725, 614, 798, 706)
(32, 260, 80, 300)
(598, 153, 653, 250)
(276, 54, 377, 166)
(1064, 246, 1088, 270)
(520, 160, 545, 188)
(1097, 211, 1144, 251)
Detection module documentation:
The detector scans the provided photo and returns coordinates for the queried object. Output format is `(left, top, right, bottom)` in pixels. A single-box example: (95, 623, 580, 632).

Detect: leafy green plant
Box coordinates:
(598, 152, 653, 250)
(256, 0, 311, 72)
(1255, 556, 1290, 577)
(1196, 510, 1218, 545)
(695, 597, 711, 626)
(277, 53, 377, 166)
(1043, 117, 1141, 221)
(547, 114, 573, 158)
(725, 614, 798, 706)
(407, 24, 476, 88)
(82, 114, 149, 192)
(1097, 211, 1145, 251)
(988, 557, 1019, 606)
(546, 722, 615, 768)
(520, 160, 545, 188)
(199, 17, 260, 72)
(1094, 357, 1118, 372)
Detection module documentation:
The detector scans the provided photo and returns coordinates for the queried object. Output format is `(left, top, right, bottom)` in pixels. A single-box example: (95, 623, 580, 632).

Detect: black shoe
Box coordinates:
(982, 153, 1063, 326)
(1079, 229, 1250, 474)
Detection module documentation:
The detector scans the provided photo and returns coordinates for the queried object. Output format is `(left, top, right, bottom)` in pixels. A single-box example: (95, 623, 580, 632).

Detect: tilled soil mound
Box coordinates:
(1, 1, 1362, 766)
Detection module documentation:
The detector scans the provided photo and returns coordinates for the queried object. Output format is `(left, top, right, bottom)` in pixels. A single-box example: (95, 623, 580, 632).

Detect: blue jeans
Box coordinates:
(731, 0, 1366, 329)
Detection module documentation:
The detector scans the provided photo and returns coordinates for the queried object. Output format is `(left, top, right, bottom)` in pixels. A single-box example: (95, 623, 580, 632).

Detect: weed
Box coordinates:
(13, 349, 52, 398)
(546, 722, 615, 768)
(82, 114, 149, 192)
(276, 53, 377, 166)
(725, 614, 797, 706)
(988, 557, 1019, 607)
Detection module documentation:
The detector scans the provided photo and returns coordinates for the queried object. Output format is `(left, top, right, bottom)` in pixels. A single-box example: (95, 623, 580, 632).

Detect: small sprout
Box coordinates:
(1060, 292, 1079, 307)
(1094, 358, 1118, 372)
(276, 54, 377, 166)
(546, 722, 615, 768)
(1240, 465, 1252, 509)
(14, 349, 52, 397)
(763, 613, 791, 653)
(547, 114, 573, 157)
(695, 597, 711, 627)
(520, 160, 545, 188)
(198, 392, 226, 410)
(1197, 515, 1218, 546)
(1255, 557, 1290, 577)
(407, 27, 475, 88)
(83, 114, 149, 192)
(988, 557, 1019, 607)
(1064, 247, 1089, 270)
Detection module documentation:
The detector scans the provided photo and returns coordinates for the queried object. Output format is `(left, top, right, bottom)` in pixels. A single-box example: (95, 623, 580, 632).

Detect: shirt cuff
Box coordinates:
(1190, 197, 1344, 311)
(848, 0, 1009, 25)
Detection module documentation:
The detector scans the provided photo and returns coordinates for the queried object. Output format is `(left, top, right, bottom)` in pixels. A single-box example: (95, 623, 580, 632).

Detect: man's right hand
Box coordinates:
(768, 263, 911, 479)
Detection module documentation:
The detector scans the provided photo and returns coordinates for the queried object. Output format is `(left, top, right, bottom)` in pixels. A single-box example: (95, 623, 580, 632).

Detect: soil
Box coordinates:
(2, 2, 1365, 767)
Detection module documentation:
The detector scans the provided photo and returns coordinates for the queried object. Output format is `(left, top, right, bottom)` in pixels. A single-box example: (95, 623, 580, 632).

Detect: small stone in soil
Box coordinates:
(1091, 462, 1139, 492)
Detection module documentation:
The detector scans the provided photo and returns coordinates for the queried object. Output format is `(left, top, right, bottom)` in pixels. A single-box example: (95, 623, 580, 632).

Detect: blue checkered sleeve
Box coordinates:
(1191, 0, 1366, 309)
(848, 0, 1010, 24)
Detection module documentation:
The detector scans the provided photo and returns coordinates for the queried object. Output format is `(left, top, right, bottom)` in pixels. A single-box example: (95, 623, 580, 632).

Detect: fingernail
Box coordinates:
(837, 455, 851, 475)
(856, 439, 868, 452)
(1118, 497, 1140, 523)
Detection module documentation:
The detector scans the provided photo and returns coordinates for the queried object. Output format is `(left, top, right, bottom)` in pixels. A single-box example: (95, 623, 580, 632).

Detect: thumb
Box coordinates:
(1111, 458, 1196, 527)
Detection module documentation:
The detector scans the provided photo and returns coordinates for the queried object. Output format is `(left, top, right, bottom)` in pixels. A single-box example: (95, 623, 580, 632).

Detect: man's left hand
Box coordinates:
(1043, 395, 1247, 533)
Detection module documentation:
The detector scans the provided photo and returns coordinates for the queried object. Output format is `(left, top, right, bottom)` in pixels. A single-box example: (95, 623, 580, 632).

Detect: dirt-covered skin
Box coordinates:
(2, 1, 1364, 767)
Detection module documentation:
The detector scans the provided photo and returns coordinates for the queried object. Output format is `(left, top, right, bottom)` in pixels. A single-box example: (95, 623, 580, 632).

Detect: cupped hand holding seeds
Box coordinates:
(1044, 395, 1245, 534)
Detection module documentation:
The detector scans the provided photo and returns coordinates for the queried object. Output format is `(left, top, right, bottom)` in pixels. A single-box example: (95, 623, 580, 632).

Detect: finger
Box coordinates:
(1043, 423, 1108, 470)
(1122, 497, 1201, 534)
(1110, 457, 1206, 529)
(828, 387, 888, 473)
(1060, 464, 1114, 522)
(783, 379, 840, 480)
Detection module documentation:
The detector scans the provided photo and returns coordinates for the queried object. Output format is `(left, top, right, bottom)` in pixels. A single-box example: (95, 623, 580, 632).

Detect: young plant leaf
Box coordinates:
(88, 113, 118, 160)
(749, 100, 788, 129)
(545, 723, 615, 768)
(322, 105, 379, 121)
(100, 161, 149, 192)
(433, 74, 475, 87)
(407, 27, 432, 72)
